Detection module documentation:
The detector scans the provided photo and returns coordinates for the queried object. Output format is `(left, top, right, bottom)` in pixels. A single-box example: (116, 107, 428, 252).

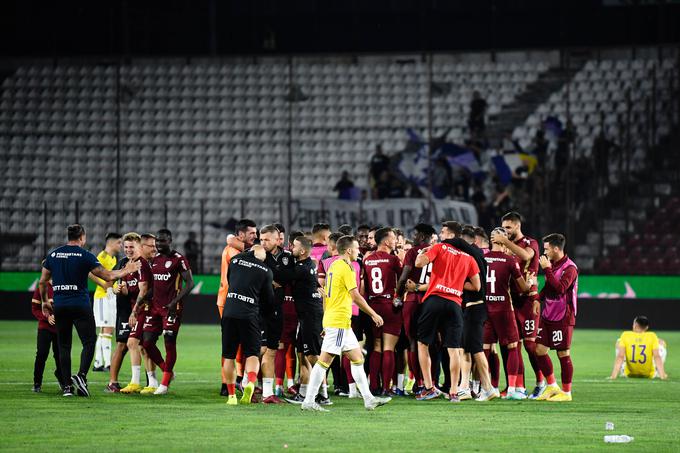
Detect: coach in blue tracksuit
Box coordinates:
(39, 224, 140, 397)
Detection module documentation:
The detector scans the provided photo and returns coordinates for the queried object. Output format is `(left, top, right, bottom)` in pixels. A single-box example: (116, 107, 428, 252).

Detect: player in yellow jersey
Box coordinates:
(610, 316, 667, 380)
(301, 235, 391, 412)
(92, 233, 121, 372)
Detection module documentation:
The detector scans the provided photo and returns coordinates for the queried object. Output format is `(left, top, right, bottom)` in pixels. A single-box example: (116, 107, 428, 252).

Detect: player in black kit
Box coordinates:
(285, 236, 325, 404)
(221, 245, 274, 406)
(259, 224, 297, 403)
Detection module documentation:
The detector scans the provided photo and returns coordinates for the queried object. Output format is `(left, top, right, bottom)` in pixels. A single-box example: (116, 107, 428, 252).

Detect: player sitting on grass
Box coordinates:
(609, 315, 667, 380)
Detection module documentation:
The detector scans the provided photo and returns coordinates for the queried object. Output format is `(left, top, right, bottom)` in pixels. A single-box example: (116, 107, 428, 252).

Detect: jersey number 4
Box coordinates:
(486, 267, 496, 294)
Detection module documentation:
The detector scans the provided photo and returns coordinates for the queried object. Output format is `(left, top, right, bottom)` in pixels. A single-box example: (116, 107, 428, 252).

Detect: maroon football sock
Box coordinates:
(536, 354, 556, 385)
(507, 347, 520, 378)
(559, 355, 573, 392)
(369, 351, 382, 391)
(142, 340, 166, 371)
(381, 350, 395, 391)
(164, 338, 177, 372)
(342, 356, 354, 384)
(516, 346, 525, 388)
(524, 340, 544, 383)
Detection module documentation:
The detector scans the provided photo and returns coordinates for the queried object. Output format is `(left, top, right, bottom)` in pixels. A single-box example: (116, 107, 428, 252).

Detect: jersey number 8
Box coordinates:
(371, 267, 384, 294)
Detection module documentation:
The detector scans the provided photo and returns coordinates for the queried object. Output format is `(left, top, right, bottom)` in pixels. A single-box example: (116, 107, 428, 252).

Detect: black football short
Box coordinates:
(261, 306, 283, 350)
(115, 305, 133, 343)
(222, 316, 260, 360)
(463, 302, 487, 354)
(417, 295, 463, 349)
(297, 307, 322, 357)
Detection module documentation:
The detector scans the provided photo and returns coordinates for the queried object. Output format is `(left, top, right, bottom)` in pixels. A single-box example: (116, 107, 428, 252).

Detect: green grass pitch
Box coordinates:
(1, 320, 679, 452)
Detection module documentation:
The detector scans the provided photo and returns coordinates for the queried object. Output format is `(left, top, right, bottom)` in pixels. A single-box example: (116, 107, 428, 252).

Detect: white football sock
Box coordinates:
(147, 371, 159, 388)
(102, 334, 112, 367)
(131, 366, 141, 385)
(349, 383, 358, 395)
(304, 364, 326, 405)
(263, 378, 274, 398)
(300, 384, 307, 397)
(94, 335, 103, 368)
(287, 378, 295, 388)
(321, 383, 328, 398)
(397, 374, 405, 391)
(350, 363, 373, 404)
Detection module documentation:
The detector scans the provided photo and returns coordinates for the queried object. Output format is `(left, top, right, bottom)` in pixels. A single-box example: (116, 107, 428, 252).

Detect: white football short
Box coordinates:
(321, 327, 360, 356)
(94, 289, 117, 328)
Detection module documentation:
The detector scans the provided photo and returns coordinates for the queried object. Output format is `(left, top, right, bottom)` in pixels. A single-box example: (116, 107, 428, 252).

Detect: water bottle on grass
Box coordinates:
(604, 435, 634, 443)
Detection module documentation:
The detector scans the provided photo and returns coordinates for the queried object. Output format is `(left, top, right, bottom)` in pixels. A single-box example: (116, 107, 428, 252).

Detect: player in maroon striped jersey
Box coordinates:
(142, 229, 194, 395)
(483, 228, 533, 399)
(122, 233, 157, 394)
(107, 232, 152, 393)
(492, 211, 543, 398)
(363, 227, 403, 395)
(396, 223, 436, 394)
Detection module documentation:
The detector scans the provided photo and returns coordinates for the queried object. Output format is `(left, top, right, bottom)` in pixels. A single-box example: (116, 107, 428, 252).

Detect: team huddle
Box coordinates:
(30, 212, 667, 408)
(213, 211, 580, 411)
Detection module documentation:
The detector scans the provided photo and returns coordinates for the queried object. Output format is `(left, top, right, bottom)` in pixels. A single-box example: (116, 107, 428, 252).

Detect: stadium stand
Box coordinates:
(1, 52, 677, 273)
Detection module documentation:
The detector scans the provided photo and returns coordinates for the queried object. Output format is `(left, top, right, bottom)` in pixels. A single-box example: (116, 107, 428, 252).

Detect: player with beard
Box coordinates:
(142, 229, 194, 395)
(259, 224, 297, 404)
(217, 219, 257, 395)
(395, 223, 436, 394)
(39, 224, 140, 397)
(363, 227, 403, 395)
(534, 233, 578, 402)
(107, 233, 152, 393)
(366, 226, 380, 255)
(492, 211, 543, 398)
(221, 245, 274, 406)
(273, 223, 299, 397)
(121, 233, 158, 394)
